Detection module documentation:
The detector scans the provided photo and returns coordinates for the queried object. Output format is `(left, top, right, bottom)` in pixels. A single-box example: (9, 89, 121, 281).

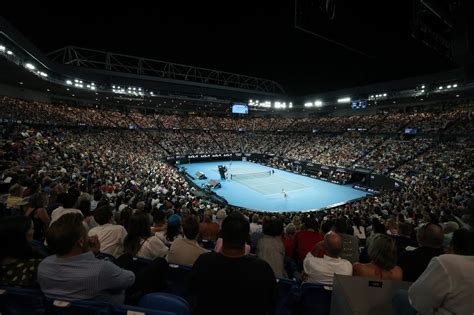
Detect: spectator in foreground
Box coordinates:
(405, 229, 474, 315)
(295, 216, 324, 262)
(24, 192, 50, 240)
(282, 223, 296, 258)
(199, 210, 219, 241)
(123, 212, 168, 260)
(303, 232, 352, 287)
(38, 213, 135, 303)
(353, 233, 403, 280)
(257, 219, 287, 278)
(334, 218, 360, 264)
(88, 205, 128, 258)
(167, 215, 207, 266)
(0, 216, 42, 287)
(393, 222, 417, 257)
(190, 212, 277, 315)
(397, 222, 444, 282)
(150, 209, 167, 234)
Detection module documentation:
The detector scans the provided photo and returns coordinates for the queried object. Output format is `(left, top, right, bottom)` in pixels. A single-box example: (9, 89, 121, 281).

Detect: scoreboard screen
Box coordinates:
(232, 103, 249, 114)
(351, 99, 368, 109)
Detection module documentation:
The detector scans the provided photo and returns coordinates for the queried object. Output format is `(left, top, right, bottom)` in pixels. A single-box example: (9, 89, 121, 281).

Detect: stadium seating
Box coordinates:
(45, 299, 112, 315)
(0, 287, 45, 315)
(166, 264, 192, 300)
(330, 275, 412, 315)
(138, 293, 190, 315)
(0, 287, 191, 315)
(300, 283, 332, 315)
(275, 278, 299, 315)
(113, 304, 176, 315)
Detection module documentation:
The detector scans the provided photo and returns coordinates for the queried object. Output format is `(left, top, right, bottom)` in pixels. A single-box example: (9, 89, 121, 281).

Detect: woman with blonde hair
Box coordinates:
(353, 233, 402, 280)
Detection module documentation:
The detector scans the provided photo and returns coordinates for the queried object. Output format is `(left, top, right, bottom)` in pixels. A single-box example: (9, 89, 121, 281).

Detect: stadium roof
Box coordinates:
(3, 1, 470, 96)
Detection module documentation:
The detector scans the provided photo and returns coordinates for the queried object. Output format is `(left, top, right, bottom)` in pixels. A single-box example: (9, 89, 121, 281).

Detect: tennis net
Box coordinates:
(230, 170, 272, 181)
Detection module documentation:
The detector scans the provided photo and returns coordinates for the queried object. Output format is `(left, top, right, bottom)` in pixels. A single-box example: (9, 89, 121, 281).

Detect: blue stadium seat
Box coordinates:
(138, 292, 190, 315)
(45, 298, 112, 315)
(95, 252, 116, 262)
(166, 263, 192, 299)
(276, 278, 299, 315)
(113, 304, 175, 315)
(31, 239, 50, 256)
(300, 283, 332, 315)
(199, 239, 215, 250)
(131, 257, 154, 272)
(0, 287, 45, 315)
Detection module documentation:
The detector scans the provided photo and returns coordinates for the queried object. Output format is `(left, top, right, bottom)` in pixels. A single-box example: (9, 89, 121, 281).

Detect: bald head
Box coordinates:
(417, 223, 444, 248)
(324, 232, 343, 257)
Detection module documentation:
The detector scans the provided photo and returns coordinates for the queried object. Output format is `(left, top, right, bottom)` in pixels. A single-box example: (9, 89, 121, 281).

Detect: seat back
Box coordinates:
(95, 252, 116, 262)
(131, 257, 153, 273)
(276, 278, 298, 315)
(113, 304, 175, 315)
(138, 292, 190, 315)
(0, 287, 45, 315)
(300, 283, 332, 315)
(45, 299, 112, 315)
(330, 274, 412, 315)
(166, 264, 191, 298)
(199, 239, 215, 250)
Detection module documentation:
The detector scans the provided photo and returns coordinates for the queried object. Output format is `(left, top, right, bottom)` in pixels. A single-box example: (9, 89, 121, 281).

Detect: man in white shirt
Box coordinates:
(303, 232, 353, 287)
(88, 205, 127, 258)
(407, 229, 474, 315)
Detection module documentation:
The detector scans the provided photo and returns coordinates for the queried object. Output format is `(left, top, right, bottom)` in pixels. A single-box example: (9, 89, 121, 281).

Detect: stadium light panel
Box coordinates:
(421, 85, 425, 88)
(337, 97, 351, 103)
(453, 84, 458, 88)
(25, 63, 35, 70)
(0, 45, 5, 51)
(39, 72, 48, 77)
(314, 100, 323, 107)
(91, 86, 96, 90)
(304, 102, 313, 107)
(6, 50, 13, 55)
(74, 79, 79, 83)
(447, 85, 452, 89)
(383, 93, 387, 97)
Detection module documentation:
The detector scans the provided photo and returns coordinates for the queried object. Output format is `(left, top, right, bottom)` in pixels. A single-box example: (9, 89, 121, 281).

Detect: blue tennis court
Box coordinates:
(184, 161, 369, 212)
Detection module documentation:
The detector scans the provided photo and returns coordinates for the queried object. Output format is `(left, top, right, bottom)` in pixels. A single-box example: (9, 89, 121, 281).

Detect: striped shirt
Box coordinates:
(38, 252, 135, 304)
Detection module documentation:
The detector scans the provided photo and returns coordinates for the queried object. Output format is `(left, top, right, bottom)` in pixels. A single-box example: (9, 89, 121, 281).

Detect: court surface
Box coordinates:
(184, 160, 369, 212)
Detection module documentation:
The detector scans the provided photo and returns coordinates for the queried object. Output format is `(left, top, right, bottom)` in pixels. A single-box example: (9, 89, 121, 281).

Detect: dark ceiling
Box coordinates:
(2, 1, 462, 96)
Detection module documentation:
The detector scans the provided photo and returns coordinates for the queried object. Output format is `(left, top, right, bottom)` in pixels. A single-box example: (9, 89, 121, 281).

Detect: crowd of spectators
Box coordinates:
(0, 96, 473, 314)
